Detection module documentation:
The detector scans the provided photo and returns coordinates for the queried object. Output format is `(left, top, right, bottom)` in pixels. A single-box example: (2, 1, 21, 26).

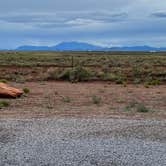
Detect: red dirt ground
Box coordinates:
(0, 81, 165, 119)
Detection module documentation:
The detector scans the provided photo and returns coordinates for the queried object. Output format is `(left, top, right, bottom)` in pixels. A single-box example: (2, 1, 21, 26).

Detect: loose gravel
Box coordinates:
(0, 117, 166, 166)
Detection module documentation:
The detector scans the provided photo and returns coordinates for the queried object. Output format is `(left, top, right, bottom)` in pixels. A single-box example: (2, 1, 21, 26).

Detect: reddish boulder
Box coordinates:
(0, 83, 23, 98)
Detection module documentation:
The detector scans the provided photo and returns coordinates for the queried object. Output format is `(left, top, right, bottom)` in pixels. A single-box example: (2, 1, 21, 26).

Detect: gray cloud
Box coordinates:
(0, 11, 128, 27)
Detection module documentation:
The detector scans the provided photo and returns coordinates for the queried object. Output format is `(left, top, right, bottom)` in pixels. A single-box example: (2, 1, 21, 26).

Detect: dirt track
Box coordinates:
(0, 82, 165, 119)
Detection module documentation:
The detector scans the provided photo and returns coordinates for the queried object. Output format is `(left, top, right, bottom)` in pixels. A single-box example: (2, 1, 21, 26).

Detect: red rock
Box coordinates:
(0, 83, 23, 98)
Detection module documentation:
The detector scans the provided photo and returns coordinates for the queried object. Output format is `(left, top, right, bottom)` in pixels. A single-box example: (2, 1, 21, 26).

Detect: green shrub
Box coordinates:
(0, 100, 10, 109)
(149, 79, 160, 85)
(124, 101, 150, 113)
(0, 79, 8, 83)
(91, 95, 101, 105)
(69, 66, 91, 82)
(124, 100, 138, 112)
(23, 88, 30, 94)
(60, 66, 91, 82)
(124, 106, 131, 112)
(132, 66, 142, 78)
(47, 66, 92, 82)
(133, 78, 142, 84)
(136, 104, 150, 113)
(62, 96, 71, 103)
(57, 69, 71, 80)
(115, 77, 125, 84)
(144, 82, 150, 88)
(98, 72, 117, 81)
(97, 71, 104, 78)
(115, 74, 127, 84)
(144, 76, 160, 86)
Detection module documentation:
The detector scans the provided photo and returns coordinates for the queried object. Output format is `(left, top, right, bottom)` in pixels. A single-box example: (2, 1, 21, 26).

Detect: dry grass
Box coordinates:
(0, 82, 165, 119)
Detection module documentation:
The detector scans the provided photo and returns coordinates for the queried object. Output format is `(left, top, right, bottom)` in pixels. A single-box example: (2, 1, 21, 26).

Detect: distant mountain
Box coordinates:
(109, 45, 166, 51)
(16, 42, 166, 51)
(16, 42, 105, 51)
(53, 42, 104, 51)
(16, 45, 50, 51)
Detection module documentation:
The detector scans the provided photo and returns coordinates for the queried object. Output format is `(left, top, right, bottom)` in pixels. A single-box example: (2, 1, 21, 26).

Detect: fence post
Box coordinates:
(71, 56, 74, 69)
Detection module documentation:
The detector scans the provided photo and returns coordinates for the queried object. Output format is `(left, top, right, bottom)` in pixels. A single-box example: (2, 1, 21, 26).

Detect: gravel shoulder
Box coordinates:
(0, 117, 166, 166)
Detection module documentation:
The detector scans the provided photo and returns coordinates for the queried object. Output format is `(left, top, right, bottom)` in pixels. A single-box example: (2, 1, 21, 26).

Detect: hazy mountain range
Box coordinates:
(16, 42, 166, 51)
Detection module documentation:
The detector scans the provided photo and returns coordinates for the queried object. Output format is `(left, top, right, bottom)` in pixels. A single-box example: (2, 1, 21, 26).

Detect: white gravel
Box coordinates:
(0, 117, 166, 166)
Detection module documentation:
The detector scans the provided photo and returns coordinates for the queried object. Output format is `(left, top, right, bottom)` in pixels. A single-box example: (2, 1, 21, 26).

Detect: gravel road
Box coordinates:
(0, 117, 166, 166)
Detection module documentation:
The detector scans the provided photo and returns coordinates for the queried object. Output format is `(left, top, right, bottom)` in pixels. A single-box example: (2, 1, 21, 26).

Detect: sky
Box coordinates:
(0, 0, 166, 49)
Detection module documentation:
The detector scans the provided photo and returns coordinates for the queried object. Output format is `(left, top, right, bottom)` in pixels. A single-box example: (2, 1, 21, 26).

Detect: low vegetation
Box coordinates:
(0, 79, 8, 83)
(0, 51, 165, 83)
(62, 96, 71, 103)
(46, 66, 91, 82)
(91, 95, 102, 105)
(0, 51, 164, 118)
(0, 100, 10, 109)
(136, 103, 151, 113)
(23, 88, 30, 94)
(124, 100, 151, 113)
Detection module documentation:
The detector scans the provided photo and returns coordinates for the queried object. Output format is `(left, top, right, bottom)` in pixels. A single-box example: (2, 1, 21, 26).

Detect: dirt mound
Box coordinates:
(0, 83, 23, 98)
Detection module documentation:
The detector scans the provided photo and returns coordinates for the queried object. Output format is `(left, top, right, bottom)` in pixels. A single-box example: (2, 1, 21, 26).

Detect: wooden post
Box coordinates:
(71, 56, 74, 69)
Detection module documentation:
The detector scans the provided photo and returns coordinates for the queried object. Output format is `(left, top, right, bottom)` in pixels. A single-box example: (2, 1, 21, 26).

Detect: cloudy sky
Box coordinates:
(0, 0, 166, 49)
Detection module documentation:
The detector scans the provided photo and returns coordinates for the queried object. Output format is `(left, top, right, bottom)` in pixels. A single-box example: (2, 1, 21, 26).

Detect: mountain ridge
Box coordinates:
(16, 41, 166, 51)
